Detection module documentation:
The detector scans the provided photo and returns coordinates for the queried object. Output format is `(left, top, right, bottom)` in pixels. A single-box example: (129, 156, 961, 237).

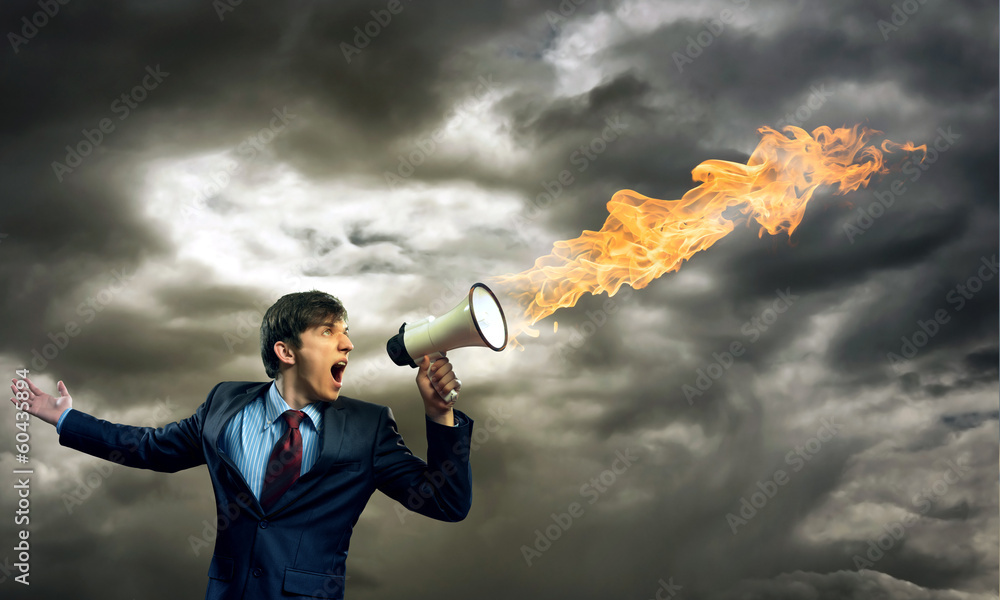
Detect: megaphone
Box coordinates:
(385, 282, 508, 368)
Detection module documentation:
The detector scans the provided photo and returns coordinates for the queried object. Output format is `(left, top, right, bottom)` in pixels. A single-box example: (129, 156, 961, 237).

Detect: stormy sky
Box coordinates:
(1, 0, 997, 598)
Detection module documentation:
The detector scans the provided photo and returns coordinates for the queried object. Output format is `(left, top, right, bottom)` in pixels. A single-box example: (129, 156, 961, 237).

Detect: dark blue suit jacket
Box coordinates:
(58, 381, 474, 599)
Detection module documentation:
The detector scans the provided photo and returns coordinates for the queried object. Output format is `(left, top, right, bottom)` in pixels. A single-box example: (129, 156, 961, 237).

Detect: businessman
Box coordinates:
(9, 290, 473, 600)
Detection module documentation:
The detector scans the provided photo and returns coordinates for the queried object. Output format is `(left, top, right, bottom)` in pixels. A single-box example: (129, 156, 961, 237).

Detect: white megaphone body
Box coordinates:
(385, 282, 508, 368)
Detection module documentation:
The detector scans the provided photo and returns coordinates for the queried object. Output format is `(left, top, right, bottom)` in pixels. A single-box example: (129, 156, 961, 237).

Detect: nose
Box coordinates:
(341, 334, 354, 353)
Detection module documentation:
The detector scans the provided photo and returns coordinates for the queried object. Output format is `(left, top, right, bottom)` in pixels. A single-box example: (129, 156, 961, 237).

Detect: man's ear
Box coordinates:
(274, 340, 296, 367)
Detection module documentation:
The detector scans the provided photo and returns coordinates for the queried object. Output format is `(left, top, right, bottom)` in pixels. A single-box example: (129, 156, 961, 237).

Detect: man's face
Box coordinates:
(289, 318, 353, 403)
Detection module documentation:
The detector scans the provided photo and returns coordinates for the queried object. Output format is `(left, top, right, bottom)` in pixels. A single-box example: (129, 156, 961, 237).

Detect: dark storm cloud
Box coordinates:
(941, 410, 1000, 432)
(154, 282, 268, 319)
(511, 70, 654, 141)
(1, 1, 996, 600)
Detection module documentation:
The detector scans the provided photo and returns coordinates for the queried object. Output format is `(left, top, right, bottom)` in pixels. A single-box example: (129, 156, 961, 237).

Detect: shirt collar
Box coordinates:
(263, 380, 323, 433)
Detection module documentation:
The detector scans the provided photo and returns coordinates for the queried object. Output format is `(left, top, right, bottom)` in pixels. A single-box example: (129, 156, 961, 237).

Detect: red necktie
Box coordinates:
(261, 410, 306, 510)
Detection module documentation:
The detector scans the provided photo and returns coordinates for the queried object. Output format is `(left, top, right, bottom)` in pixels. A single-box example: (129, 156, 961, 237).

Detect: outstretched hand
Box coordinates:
(416, 354, 462, 426)
(10, 377, 73, 427)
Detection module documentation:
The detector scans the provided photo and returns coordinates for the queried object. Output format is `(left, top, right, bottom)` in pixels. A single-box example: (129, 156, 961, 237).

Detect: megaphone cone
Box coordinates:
(386, 283, 508, 368)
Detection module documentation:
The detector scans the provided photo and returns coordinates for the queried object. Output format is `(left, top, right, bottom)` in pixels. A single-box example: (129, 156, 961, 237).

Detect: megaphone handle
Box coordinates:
(424, 352, 458, 404)
(424, 351, 445, 377)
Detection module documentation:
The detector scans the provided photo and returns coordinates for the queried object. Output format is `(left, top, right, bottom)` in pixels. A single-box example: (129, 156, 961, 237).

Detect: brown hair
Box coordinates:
(259, 290, 347, 378)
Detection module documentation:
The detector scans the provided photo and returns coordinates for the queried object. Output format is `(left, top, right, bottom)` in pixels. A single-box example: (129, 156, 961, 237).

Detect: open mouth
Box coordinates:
(331, 361, 347, 384)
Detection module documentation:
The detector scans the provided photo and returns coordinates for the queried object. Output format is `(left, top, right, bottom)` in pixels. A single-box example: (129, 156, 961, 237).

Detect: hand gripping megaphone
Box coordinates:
(385, 282, 508, 368)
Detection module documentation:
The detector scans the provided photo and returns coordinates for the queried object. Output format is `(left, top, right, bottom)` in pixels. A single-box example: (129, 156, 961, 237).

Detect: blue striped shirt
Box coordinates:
(219, 381, 323, 501)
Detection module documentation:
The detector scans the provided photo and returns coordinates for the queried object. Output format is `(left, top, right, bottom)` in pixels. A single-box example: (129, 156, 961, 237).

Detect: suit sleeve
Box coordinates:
(372, 406, 473, 522)
(57, 383, 219, 473)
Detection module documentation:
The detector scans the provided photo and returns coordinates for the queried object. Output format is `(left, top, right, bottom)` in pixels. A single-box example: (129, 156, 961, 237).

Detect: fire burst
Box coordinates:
(492, 124, 926, 343)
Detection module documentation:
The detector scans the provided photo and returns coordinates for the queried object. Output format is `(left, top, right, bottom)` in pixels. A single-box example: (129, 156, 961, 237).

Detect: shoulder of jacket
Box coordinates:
(208, 381, 269, 400)
(335, 395, 389, 416)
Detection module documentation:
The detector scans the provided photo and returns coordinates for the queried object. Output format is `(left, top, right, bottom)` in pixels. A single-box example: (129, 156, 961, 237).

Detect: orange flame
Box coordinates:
(492, 124, 926, 343)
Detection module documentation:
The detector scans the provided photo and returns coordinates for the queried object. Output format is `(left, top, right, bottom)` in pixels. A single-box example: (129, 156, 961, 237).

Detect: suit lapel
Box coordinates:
(309, 399, 348, 477)
(208, 382, 271, 509)
(208, 382, 271, 452)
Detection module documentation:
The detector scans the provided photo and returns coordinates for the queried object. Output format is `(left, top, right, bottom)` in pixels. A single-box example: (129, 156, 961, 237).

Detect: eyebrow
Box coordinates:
(318, 320, 348, 332)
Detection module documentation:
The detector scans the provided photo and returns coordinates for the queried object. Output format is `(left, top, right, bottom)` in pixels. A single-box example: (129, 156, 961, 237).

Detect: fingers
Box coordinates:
(8, 377, 67, 409)
(427, 359, 454, 386)
(9, 381, 30, 413)
(14, 377, 42, 398)
(10, 377, 30, 404)
(420, 355, 462, 401)
(24, 377, 43, 395)
(431, 360, 454, 379)
(431, 364, 459, 399)
(421, 355, 452, 377)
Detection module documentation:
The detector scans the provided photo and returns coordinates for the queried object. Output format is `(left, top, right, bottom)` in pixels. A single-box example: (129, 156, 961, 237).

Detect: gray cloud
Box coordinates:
(1, 0, 996, 599)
